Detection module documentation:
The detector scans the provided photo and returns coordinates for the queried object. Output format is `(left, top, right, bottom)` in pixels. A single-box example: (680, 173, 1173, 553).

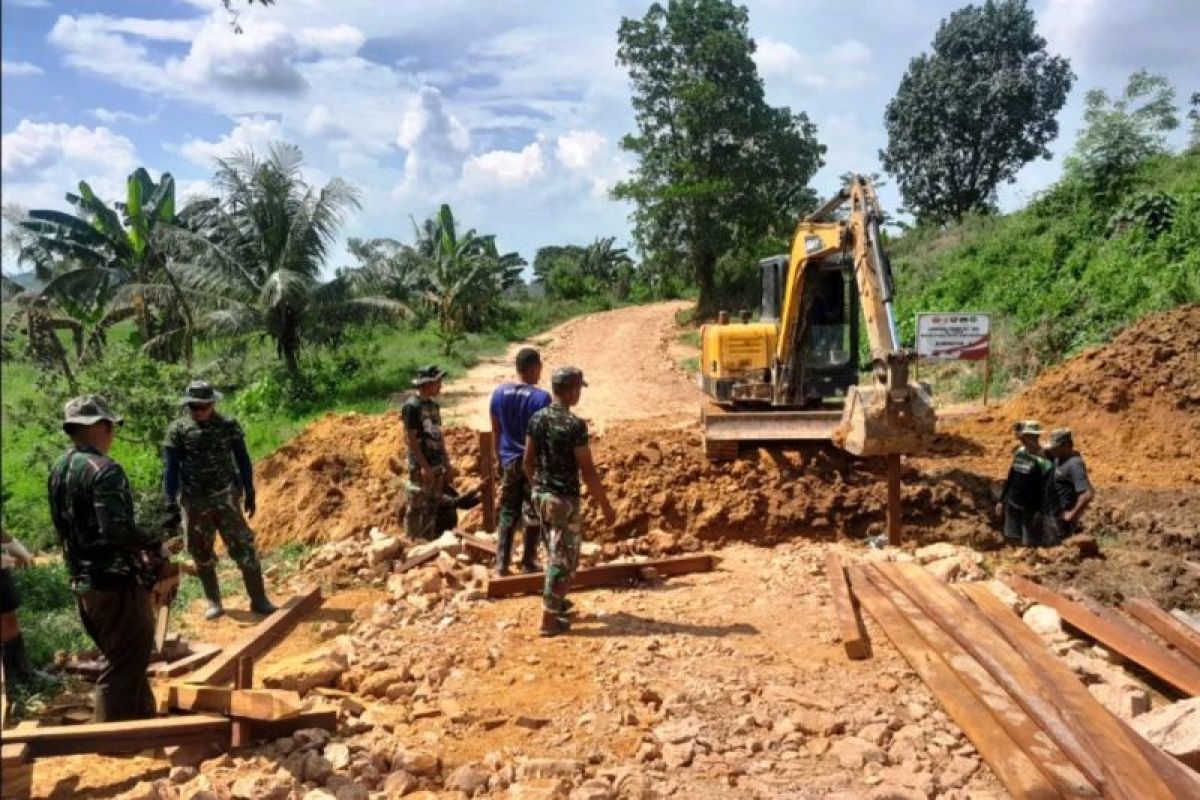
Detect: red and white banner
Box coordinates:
(916, 313, 990, 361)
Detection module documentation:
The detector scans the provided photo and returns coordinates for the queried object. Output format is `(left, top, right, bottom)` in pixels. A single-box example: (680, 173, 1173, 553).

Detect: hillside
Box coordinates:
(890, 150, 1200, 375)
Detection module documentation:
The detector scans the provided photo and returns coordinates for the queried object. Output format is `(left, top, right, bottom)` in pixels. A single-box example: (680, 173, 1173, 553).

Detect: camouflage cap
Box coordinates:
(63, 394, 123, 431)
(1047, 427, 1073, 448)
(180, 379, 222, 406)
(1013, 419, 1042, 436)
(551, 366, 588, 390)
(412, 364, 446, 386)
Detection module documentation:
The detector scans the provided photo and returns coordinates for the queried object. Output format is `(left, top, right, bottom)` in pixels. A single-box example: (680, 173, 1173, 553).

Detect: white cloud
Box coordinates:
(395, 86, 471, 189)
(4, 0, 51, 8)
(555, 130, 607, 172)
(296, 24, 365, 57)
(755, 37, 874, 90)
(178, 116, 283, 167)
(166, 15, 307, 95)
(1, 59, 44, 77)
(2, 120, 136, 178)
(302, 104, 348, 139)
(463, 142, 546, 188)
(90, 107, 157, 125)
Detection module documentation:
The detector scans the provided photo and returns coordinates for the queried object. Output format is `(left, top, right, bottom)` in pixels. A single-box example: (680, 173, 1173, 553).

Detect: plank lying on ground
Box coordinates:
(2, 715, 231, 758)
(1006, 575, 1200, 697)
(487, 554, 716, 598)
(959, 581, 1188, 800)
(456, 531, 498, 559)
(882, 564, 1110, 794)
(231, 707, 337, 748)
(186, 587, 323, 686)
(1124, 598, 1200, 666)
(824, 552, 870, 659)
(148, 643, 222, 678)
(847, 567, 1068, 799)
(167, 685, 302, 721)
(395, 547, 443, 574)
(1, 737, 33, 800)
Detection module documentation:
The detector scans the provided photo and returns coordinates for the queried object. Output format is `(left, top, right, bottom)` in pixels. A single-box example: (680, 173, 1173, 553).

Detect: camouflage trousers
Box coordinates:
(182, 492, 261, 572)
(404, 475, 459, 541)
(533, 491, 582, 615)
(77, 583, 156, 722)
(496, 461, 539, 571)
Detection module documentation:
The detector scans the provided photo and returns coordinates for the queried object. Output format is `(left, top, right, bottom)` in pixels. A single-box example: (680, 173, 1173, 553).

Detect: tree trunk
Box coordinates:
(694, 249, 718, 319)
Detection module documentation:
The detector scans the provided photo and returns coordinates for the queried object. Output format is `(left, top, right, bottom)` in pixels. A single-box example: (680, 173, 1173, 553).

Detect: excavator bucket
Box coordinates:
(832, 383, 937, 457)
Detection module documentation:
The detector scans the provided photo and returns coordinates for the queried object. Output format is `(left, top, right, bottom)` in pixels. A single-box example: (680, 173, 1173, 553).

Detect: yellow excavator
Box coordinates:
(699, 175, 935, 461)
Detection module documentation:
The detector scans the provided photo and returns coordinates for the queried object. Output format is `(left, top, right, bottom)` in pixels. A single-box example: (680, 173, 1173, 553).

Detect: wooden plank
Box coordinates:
(1124, 598, 1200, 666)
(0, 743, 30, 766)
(3, 715, 231, 758)
(167, 685, 302, 721)
(148, 642, 222, 678)
(960, 581, 1185, 800)
(486, 554, 715, 598)
(479, 430, 496, 533)
(0, 743, 32, 800)
(395, 547, 442, 574)
(1006, 575, 1200, 696)
(186, 588, 323, 686)
(847, 567, 1069, 799)
(232, 708, 337, 748)
(824, 552, 870, 659)
(456, 531, 498, 559)
(883, 564, 1111, 794)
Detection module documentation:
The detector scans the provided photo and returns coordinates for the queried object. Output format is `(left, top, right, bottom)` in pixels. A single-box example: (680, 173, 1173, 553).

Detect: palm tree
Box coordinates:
(578, 236, 634, 283)
(169, 143, 398, 374)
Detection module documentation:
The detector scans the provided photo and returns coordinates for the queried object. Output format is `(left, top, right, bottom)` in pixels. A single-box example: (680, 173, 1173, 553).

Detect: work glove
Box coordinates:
(244, 491, 257, 518)
(162, 504, 182, 534)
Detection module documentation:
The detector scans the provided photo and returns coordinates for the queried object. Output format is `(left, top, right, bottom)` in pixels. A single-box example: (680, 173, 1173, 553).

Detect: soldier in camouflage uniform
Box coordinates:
(523, 367, 616, 637)
(48, 395, 163, 721)
(403, 365, 457, 540)
(995, 419, 1054, 547)
(163, 381, 275, 619)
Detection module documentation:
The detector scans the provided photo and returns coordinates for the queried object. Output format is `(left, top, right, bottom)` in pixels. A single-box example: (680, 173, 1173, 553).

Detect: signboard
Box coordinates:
(916, 313, 990, 361)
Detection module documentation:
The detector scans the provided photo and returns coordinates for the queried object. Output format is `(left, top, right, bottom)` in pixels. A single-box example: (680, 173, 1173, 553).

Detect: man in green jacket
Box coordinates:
(48, 395, 163, 721)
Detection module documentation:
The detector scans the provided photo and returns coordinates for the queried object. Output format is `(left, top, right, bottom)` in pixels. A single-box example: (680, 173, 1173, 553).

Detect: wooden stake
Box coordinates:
(982, 352, 992, 408)
(479, 430, 496, 533)
(885, 454, 902, 544)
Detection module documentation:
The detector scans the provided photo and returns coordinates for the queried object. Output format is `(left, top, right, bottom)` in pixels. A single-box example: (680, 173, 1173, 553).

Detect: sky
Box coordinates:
(2, 0, 1197, 276)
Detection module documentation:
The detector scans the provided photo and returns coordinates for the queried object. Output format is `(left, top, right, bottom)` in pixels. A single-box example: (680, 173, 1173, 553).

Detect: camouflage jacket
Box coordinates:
(164, 413, 246, 503)
(48, 445, 160, 589)
(528, 403, 589, 497)
(402, 396, 447, 481)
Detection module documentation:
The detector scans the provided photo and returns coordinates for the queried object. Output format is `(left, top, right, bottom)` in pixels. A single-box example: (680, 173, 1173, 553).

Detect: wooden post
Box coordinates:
(479, 430, 496, 533)
(231, 657, 254, 747)
(886, 454, 902, 545)
(982, 353, 992, 408)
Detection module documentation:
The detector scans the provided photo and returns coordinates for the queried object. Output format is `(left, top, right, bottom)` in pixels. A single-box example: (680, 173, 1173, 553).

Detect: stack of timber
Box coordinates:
(847, 562, 1200, 798)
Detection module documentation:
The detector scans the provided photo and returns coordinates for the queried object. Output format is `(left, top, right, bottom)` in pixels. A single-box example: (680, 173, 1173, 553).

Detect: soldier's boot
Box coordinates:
(495, 527, 514, 577)
(197, 567, 224, 620)
(539, 608, 570, 637)
(242, 567, 277, 616)
(2, 635, 51, 684)
(519, 526, 540, 574)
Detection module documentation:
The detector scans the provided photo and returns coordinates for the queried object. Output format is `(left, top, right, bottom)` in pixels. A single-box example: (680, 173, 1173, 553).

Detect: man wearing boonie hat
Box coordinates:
(403, 365, 452, 540)
(163, 380, 275, 620)
(522, 366, 616, 637)
(49, 395, 163, 720)
(995, 419, 1054, 546)
(1045, 428, 1094, 538)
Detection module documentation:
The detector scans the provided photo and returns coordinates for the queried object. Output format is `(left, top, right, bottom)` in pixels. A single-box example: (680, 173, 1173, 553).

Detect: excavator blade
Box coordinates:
(701, 402, 842, 461)
(832, 383, 936, 457)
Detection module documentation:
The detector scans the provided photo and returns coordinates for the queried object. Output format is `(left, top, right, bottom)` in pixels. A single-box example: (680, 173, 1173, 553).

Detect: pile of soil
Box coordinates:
(942, 305, 1200, 487)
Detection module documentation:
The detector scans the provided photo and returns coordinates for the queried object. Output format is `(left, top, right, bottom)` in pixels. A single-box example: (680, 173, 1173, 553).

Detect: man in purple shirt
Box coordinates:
(490, 348, 553, 575)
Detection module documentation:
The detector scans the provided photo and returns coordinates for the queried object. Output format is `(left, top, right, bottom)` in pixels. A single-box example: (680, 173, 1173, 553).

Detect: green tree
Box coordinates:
(614, 0, 824, 315)
(881, 0, 1074, 224)
(1065, 70, 1179, 203)
(532, 245, 586, 285)
(1189, 91, 1200, 152)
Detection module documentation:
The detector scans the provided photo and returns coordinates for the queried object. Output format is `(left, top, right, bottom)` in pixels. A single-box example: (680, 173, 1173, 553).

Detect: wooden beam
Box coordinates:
(395, 547, 443, 574)
(1123, 598, 1200, 666)
(166, 685, 302, 721)
(1005, 575, 1200, 696)
(486, 554, 715, 599)
(0, 742, 32, 800)
(847, 567, 1070, 799)
(882, 564, 1110, 794)
(3, 715, 231, 759)
(824, 552, 870, 659)
(479, 430, 496, 533)
(960, 581, 1184, 800)
(456, 530, 498, 559)
(148, 642, 222, 678)
(231, 708, 337, 749)
(186, 588, 323, 686)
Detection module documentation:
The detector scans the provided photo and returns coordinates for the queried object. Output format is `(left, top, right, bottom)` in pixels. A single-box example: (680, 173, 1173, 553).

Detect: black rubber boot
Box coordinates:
(494, 528, 514, 577)
(196, 567, 224, 620)
(242, 567, 277, 616)
(519, 526, 540, 573)
(539, 608, 570, 637)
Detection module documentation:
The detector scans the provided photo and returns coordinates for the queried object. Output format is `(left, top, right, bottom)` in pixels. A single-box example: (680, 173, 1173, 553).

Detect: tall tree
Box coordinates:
(1189, 91, 1200, 152)
(614, 0, 824, 315)
(1065, 70, 1180, 201)
(881, 0, 1074, 225)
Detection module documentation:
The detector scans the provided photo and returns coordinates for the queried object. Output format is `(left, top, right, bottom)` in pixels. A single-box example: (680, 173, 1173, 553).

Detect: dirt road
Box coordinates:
(442, 300, 699, 432)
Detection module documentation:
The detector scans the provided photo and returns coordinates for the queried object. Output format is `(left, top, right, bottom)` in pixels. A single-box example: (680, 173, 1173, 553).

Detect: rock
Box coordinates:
(446, 763, 492, 794)
(165, 743, 223, 768)
(858, 722, 892, 746)
(324, 742, 352, 770)
(518, 758, 584, 780)
(652, 717, 700, 744)
(515, 714, 551, 730)
(303, 752, 335, 784)
(1130, 698, 1200, 768)
(367, 536, 402, 565)
(334, 786, 368, 800)
(169, 766, 198, 784)
(791, 709, 844, 736)
(924, 557, 962, 583)
(938, 755, 979, 790)
(392, 748, 440, 776)
(1062, 534, 1100, 559)
(114, 782, 160, 800)
(830, 737, 886, 770)
(1021, 605, 1063, 638)
(381, 770, 418, 795)
(502, 780, 569, 799)
(1088, 683, 1150, 720)
(570, 785, 614, 800)
(914, 542, 958, 564)
(233, 772, 294, 800)
(662, 741, 695, 769)
(983, 580, 1028, 614)
(869, 785, 928, 800)
(294, 727, 334, 748)
(876, 676, 899, 693)
(302, 791, 336, 800)
(359, 668, 408, 698)
(261, 649, 348, 694)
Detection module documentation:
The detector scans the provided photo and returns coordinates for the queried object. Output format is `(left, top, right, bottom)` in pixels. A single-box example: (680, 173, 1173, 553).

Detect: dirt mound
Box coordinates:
(942, 305, 1200, 487)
